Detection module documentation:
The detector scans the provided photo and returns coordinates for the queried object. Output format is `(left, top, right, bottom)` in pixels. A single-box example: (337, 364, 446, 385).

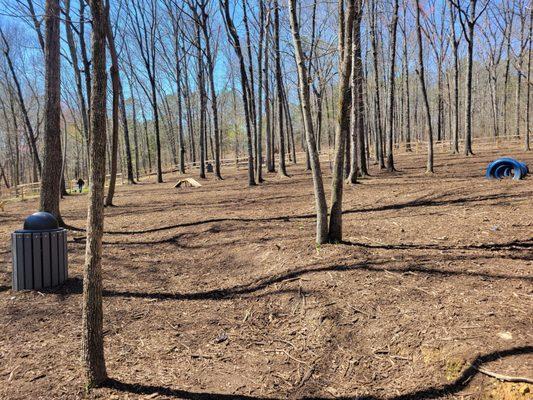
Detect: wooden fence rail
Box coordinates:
(0, 136, 526, 203)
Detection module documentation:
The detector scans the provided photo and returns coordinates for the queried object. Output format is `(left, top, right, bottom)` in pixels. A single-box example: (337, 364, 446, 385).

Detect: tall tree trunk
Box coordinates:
(264, 19, 275, 173)
(196, 23, 207, 180)
(354, 4, 367, 177)
(274, 0, 289, 177)
(348, 2, 364, 183)
(450, 5, 460, 154)
(329, 0, 356, 242)
(104, 1, 121, 206)
(220, 0, 256, 186)
(526, 7, 532, 150)
(64, 0, 90, 161)
(386, 0, 399, 172)
(503, 5, 514, 138)
(151, 78, 163, 183)
(370, 0, 384, 169)
(256, 0, 265, 182)
(242, 0, 258, 163)
(104, 2, 134, 186)
(0, 30, 42, 175)
(463, 0, 477, 155)
(402, 2, 412, 152)
(82, 0, 108, 387)
(415, 0, 434, 173)
(515, 9, 527, 140)
(40, 0, 63, 224)
(198, 4, 222, 179)
(175, 43, 186, 173)
(288, 0, 328, 244)
(79, 0, 92, 164)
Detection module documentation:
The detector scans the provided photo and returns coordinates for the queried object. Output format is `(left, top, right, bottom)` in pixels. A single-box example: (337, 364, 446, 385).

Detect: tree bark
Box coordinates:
(415, 0, 434, 173)
(0, 30, 42, 176)
(82, 0, 108, 387)
(105, 1, 122, 206)
(386, 0, 399, 172)
(39, 0, 63, 224)
(193, 1, 222, 179)
(370, 0, 384, 169)
(288, 0, 328, 243)
(450, 5, 460, 153)
(526, 6, 532, 150)
(328, 0, 356, 242)
(220, 0, 256, 186)
(274, 0, 289, 177)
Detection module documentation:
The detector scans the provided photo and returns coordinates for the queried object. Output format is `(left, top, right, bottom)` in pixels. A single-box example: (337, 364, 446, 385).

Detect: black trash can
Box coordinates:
(11, 212, 68, 291)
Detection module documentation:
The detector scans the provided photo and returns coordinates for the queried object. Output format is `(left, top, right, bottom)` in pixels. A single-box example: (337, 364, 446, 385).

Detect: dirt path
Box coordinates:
(0, 146, 532, 399)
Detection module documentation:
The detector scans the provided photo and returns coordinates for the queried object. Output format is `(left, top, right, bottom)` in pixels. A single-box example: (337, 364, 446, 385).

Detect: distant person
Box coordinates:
(77, 178, 85, 193)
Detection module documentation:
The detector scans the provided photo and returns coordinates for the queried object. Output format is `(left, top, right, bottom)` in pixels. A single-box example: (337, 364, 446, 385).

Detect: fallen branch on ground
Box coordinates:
(473, 364, 533, 384)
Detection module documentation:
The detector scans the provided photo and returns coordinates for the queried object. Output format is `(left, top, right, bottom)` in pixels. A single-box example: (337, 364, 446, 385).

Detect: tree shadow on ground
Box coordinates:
(65, 191, 531, 236)
(58, 255, 532, 302)
(340, 238, 533, 252)
(103, 346, 533, 399)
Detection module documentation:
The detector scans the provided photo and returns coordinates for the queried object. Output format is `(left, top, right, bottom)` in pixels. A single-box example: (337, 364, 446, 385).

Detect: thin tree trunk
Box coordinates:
(503, 5, 514, 138)
(64, 0, 89, 160)
(402, 2, 412, 152)
(264, 19, 275, 173)
(386, 0, 399, 172)
(198, 3, 222, 179)
(348, 3, 364, 183)
(0, 30, 42, 175)
(274, 0, 289, 177)
(256, 0, 265, 182)
(415, 0, 434, 173)
(288, 0, 328, 244)
(220, 0, 256, 186)
(370, 0, 384, 169)
(450, 5, 460, 153)
(175, 43, 186, 173)
(526, 7, 532, 150)
(105, 1, 121, 206)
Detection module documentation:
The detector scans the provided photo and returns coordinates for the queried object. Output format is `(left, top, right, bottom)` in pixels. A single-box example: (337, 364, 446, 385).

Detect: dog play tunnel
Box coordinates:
(485, 157, 529, 180)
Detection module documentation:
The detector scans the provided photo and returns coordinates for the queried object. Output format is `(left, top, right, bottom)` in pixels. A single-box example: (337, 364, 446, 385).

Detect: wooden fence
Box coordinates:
(0, 135, 526, 203)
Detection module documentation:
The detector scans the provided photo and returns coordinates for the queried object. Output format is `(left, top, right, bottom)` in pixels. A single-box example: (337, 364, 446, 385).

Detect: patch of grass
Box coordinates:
(444, 357, 466, 381)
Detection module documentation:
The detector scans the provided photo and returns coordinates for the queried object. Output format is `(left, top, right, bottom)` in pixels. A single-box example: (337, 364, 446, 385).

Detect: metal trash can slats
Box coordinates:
(11, 212, 68, 291)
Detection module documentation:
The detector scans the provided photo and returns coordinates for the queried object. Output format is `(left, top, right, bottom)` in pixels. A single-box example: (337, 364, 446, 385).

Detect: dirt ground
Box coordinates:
(0, 145, 532, 400)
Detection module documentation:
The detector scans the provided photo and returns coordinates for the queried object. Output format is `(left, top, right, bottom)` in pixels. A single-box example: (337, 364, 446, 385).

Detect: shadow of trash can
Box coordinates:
(11, 212, 68, 291)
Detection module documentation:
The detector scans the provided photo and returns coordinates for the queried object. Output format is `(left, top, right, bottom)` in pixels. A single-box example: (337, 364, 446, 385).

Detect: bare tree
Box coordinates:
(329, 0, 356, 242)
(386, 0, 400, 172)
(39, 0, 63, 224)
(0, 29, 42, 175)
(126, 0, 164, 182)
(415, 0, 434, 173)
(449, 0, 489, 155)
(526, 6, 532, 151)
(449, 4, 461, 153)
(369, 0, 384, 168)
(82, 0, 108, 387)
(348, 0, 365, 182)
(274, 0, 289, 177)
(288, 0, 328, 243)
(220, 0, 256, 186)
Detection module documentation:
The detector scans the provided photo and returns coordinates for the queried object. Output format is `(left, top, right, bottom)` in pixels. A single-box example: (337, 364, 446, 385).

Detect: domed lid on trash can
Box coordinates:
(22, 212, 59, 231)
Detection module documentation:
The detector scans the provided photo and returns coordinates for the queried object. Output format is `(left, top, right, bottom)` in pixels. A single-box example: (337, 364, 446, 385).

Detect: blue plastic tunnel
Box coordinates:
(485, 157, 529, 180)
